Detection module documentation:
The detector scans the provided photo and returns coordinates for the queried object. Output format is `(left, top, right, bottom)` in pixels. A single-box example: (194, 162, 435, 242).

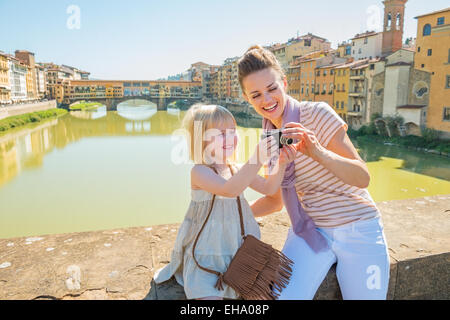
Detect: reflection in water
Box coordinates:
(0, 108, 449, 239)
(355, 139, 450, 181)
(117, 100, 157, 121)
(70, 105, 107, 120)
(167, 107, 181, 116)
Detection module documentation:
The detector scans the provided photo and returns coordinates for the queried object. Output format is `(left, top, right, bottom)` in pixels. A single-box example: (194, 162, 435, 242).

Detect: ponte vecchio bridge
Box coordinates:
(56, 79, 204, 110)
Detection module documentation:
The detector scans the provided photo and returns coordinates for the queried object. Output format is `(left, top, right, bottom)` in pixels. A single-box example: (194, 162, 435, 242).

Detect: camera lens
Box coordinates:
(280, 136, 293, 145)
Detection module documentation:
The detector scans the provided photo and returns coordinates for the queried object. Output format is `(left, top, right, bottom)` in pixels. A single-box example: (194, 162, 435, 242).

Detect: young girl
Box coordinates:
(153, 103, 296, 300)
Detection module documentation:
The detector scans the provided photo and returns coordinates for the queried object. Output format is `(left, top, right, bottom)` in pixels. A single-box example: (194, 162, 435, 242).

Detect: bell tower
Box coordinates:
(382, 0, 408, 56)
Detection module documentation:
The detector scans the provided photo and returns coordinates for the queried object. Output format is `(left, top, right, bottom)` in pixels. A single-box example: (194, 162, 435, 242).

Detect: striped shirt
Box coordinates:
(294, 101, 380, 228)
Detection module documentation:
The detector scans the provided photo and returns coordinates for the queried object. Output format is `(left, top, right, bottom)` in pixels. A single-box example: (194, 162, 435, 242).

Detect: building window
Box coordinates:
(444, 107, 450, 121)
(364, 37, 368, 44)
(396, 13, 401, 30)
(446, 75, 450, 89)
(421, 64, 425, 68)
(437, 17, 445, 25)
(418, 46, 421, 52)
(428, 49, 432, 56)
(387, 13, 392, 31)
(448, 49, 450, 63)
(423, 24, 431, 36)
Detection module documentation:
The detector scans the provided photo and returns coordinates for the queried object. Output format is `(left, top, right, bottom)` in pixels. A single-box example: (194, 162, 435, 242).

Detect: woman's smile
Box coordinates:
(262, 101, 279, 113)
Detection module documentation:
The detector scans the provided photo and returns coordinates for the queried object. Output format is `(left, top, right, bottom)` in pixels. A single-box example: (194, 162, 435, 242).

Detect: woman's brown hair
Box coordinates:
(237, 45, 286, 93)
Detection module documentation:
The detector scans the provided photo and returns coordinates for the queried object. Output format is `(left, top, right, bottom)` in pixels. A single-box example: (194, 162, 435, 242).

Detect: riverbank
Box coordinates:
(0, 100, 58, 121)
(349, 129, 450, 158)
(0, 108, 68, 133)
(0, 194, 448, 300)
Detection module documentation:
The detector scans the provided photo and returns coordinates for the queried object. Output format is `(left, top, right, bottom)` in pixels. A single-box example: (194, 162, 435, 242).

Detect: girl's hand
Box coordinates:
(253, 135, 278, 165)
(282, 122, 325, 161)
(278, 144, 297, 166)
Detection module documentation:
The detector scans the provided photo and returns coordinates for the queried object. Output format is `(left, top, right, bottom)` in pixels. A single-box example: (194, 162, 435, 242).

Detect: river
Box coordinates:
(0, 100, 449, 239)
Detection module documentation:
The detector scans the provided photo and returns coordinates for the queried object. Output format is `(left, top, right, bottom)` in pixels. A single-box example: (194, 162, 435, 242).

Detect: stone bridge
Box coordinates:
(67, 96, 202, 111)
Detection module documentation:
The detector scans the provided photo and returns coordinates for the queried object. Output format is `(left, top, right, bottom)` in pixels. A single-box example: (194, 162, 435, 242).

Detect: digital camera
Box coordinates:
(261, 129, 294, 149)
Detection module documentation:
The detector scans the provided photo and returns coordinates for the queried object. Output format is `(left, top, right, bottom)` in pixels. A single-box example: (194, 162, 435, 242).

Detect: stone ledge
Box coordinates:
(0, 194, 449, 300)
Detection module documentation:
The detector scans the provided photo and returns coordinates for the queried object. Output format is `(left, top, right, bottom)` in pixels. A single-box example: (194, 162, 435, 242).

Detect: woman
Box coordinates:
(237, 45, 390, 300)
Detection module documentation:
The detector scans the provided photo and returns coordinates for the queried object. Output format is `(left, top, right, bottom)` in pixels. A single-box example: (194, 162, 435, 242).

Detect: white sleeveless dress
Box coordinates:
(153, 167, 261, 299)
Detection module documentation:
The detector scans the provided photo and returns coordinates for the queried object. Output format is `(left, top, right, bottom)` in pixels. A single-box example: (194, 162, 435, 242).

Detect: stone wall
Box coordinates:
(0, 100, 57, 120)
(0, 195, 448, 300)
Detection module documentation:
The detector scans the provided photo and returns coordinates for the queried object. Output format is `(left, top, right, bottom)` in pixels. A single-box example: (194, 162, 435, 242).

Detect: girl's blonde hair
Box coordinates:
(237, 44, 286, 93)
(182, 103, 237, 164)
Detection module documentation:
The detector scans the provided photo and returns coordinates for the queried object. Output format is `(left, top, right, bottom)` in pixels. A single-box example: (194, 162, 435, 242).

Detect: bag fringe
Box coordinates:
(222, 236, 294, 300)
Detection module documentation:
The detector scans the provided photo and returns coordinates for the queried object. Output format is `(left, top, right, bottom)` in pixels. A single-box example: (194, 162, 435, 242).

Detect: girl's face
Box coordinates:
(204, 122, 237, 164)
(242, 67, 288, 127)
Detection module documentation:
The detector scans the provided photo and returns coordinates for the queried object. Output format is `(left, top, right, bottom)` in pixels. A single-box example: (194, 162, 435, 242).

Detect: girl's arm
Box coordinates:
(248, 144, 297, 196)
(191, 161, 262, 198)
(191, 136, 277, 198)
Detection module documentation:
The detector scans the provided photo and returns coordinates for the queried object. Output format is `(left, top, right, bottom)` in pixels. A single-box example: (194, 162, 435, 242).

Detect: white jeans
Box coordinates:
(276, 216, 390, 300)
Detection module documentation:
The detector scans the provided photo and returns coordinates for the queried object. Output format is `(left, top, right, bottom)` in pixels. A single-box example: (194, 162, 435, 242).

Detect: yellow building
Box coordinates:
(287, 64, 301, 101)
(285, 33, 331, 63)
(0, 52, 11, 104)
(414, 7, 450, 137)
(334, 61, 361, 123)
(25, 66, 35, 100)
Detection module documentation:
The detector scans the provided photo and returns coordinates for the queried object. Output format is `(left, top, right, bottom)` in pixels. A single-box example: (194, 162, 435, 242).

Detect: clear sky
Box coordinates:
(0, 0, 448, 80)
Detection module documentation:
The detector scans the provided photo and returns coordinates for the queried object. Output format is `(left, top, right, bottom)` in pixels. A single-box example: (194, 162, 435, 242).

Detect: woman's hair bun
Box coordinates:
(245, 45, 263, 54)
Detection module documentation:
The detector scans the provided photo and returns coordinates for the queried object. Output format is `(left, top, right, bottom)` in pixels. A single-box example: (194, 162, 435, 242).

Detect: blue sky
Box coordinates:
(0, 0, 448, 80)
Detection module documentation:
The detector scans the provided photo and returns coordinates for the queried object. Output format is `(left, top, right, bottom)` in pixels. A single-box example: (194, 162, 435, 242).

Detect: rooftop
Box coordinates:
(351, 31, 381, 40)
(414, 7, 450, 19)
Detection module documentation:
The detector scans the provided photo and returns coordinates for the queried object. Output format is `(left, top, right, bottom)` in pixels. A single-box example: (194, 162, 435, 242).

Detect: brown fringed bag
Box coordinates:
(192, 164, 294, 300)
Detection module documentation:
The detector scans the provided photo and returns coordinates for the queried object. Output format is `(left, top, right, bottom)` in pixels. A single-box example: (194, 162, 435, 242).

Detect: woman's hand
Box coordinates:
(278, 144, 297, 166)
(282, 122, 324, 161)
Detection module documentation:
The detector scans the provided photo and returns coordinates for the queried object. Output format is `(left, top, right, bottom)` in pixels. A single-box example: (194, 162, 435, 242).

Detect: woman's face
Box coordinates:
(242, 67, 288, 126)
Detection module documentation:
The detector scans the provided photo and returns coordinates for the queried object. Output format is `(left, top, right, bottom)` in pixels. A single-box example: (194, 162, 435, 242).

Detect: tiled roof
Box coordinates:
(351, 31, 381, 40)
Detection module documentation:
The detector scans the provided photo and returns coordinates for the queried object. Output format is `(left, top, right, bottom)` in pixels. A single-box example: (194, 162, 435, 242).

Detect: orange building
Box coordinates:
(298, 58, 317, 102)
(414, 7, 450, 137)
(314, 63, 343, 107)
(287, 64, 301, 101)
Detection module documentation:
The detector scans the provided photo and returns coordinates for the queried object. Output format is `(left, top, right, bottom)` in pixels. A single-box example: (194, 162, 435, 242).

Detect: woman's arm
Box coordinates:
(283, 123, 370, 189)
(249, 187, 284, 218)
